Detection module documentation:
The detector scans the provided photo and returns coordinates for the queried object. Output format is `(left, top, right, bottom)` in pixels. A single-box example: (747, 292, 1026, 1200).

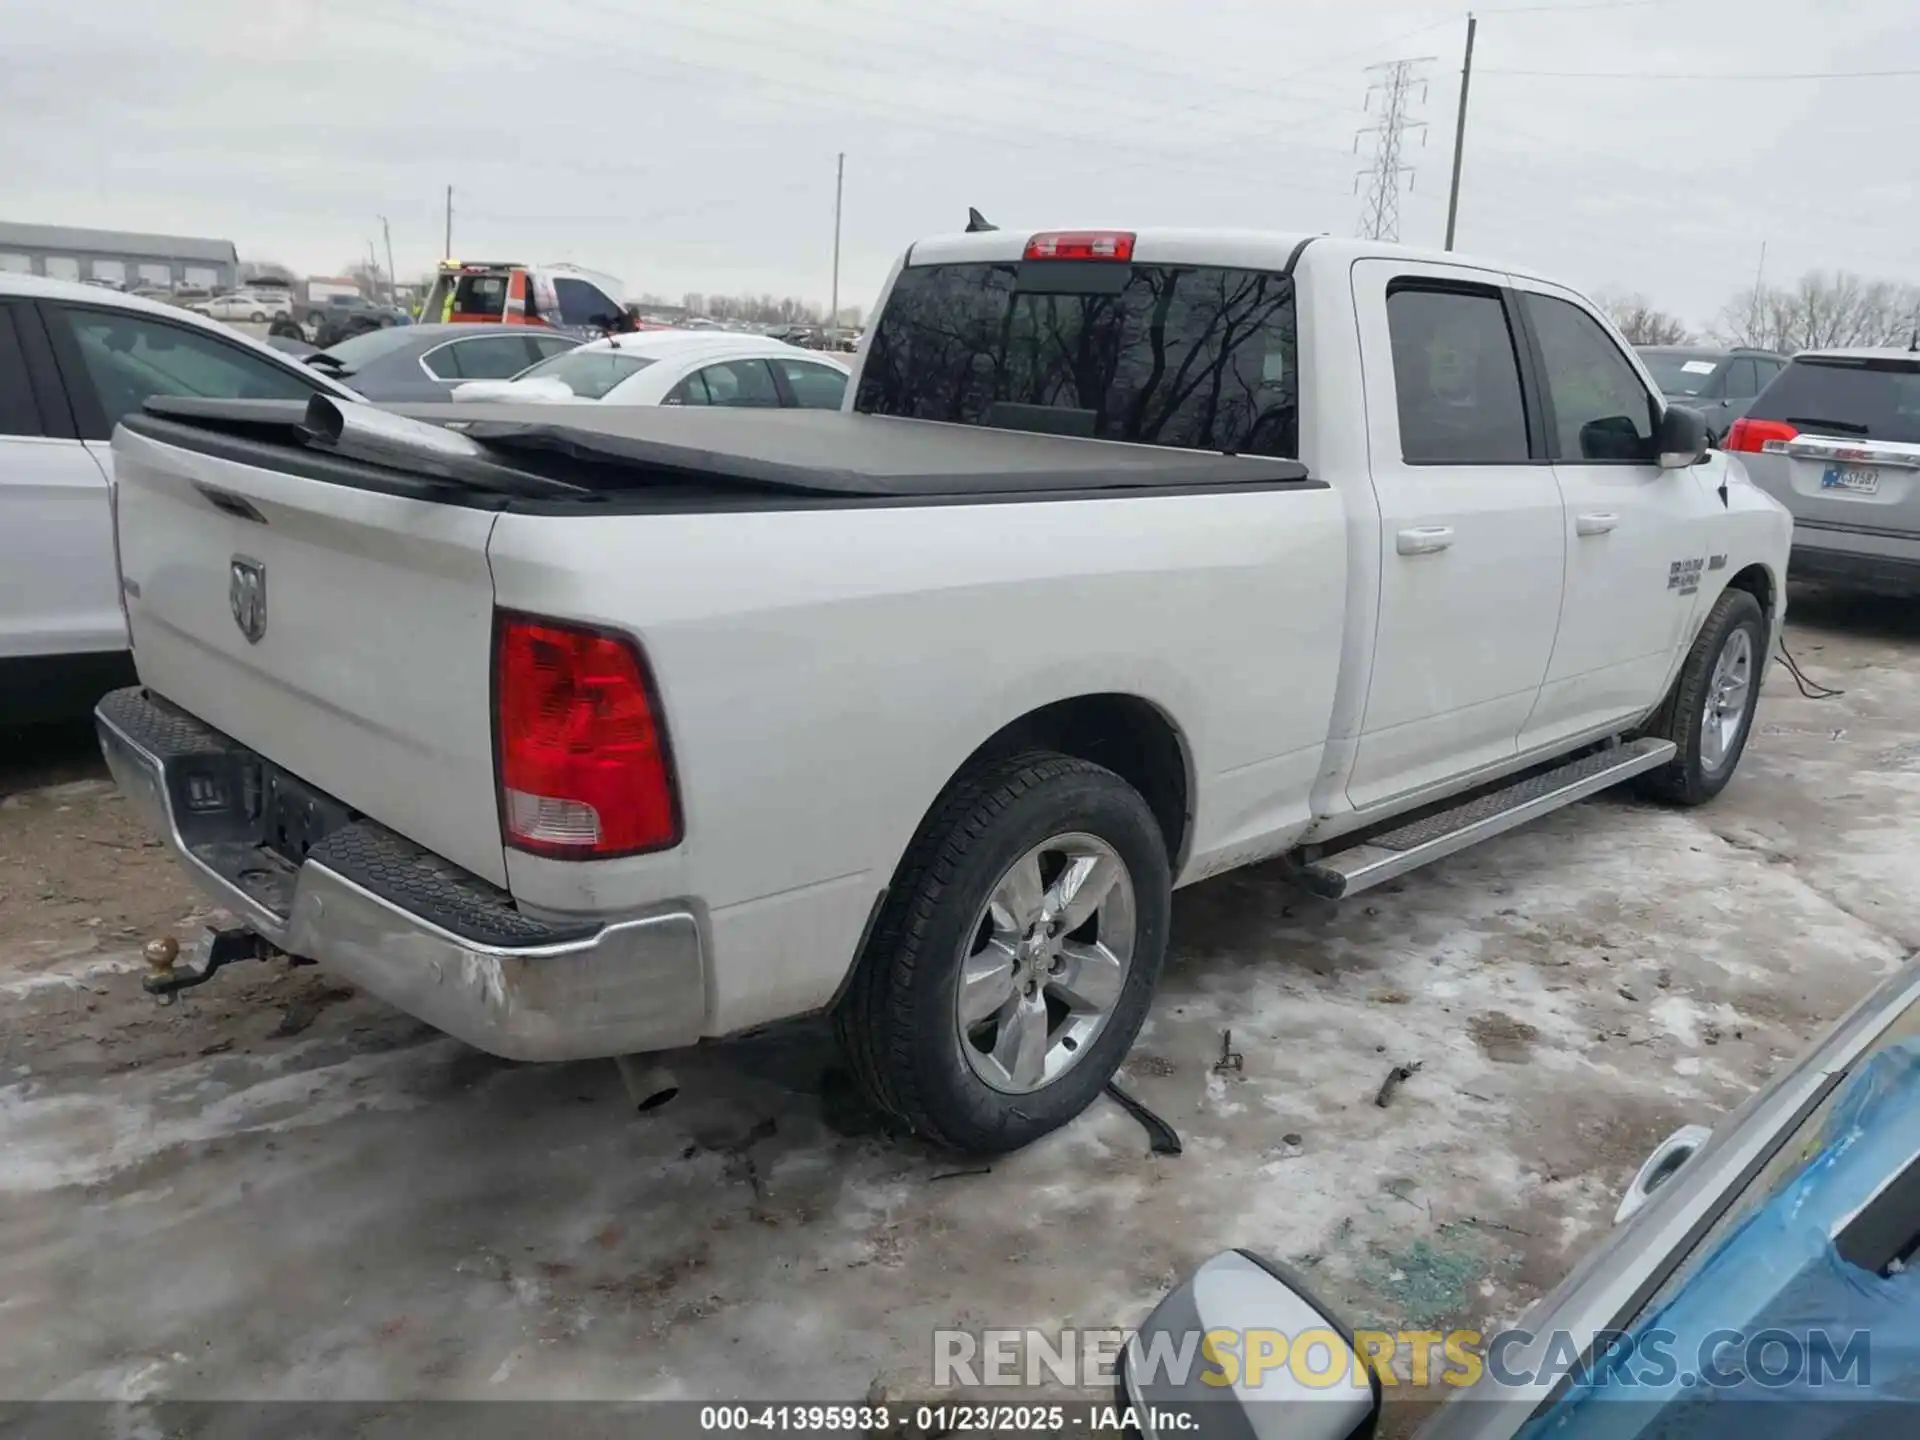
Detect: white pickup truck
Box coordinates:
(96, 228, 1791, 1154)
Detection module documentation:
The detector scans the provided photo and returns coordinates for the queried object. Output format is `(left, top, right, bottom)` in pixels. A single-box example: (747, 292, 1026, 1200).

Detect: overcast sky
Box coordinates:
(4, 0, 1914, 323)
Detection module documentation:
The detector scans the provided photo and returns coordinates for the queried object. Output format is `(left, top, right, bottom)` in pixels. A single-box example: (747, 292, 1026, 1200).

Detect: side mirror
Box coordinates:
(1123, 1250, 1382, 1439)
(1614, 1123, 1712, 1224)
(1657, 403, 1709, 469)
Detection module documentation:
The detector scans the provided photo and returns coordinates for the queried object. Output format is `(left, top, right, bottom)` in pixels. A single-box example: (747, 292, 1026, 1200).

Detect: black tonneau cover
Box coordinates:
(127, 397, 1314, 499)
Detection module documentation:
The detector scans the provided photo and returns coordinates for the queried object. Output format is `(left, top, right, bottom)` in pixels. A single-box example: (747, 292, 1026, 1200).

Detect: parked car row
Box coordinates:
(1639, 340, 1920, 595)
(0, 271, 852, 725)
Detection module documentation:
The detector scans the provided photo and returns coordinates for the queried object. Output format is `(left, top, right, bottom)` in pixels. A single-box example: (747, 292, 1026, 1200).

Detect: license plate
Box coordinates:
(1821, 465, 1880, 494)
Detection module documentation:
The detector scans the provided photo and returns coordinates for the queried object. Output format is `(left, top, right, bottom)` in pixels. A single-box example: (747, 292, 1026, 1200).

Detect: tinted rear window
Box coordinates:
(318, 326, 423, 371)
(451, 274, 508, 319)
(1747, 355, 1920, 444)
(855, 260, 1298, 457)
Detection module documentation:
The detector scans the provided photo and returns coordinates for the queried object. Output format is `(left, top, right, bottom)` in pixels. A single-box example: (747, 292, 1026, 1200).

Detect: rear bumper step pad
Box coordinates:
(95, 686, 707, 1060)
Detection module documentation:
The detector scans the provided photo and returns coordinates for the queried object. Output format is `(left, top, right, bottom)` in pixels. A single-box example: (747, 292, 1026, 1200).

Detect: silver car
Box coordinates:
(1126, 954, 1920, 1437)
(1726, 346, 1920, 595)
(1637, 346, 1786, 447)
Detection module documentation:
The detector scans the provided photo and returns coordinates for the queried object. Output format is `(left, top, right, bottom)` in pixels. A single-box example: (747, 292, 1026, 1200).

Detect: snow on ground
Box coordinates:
(0, 588, 1915, 1409)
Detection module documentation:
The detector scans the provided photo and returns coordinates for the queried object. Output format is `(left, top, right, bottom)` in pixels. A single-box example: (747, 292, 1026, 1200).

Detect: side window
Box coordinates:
(530, 335, 579, 361)
(0, 306, 46, 437)
(1385, 285, 1531, 465)
(697, 359, 781, 409)
(425, 337, 537, 380)
(553, 278, 620, 328)
(1722, 357, 1760, 401)
(774, 358, 848, 410)
(52, 306, 317, 434)
(1524, 294, 1659, 462)
(663, 371, 710, 406)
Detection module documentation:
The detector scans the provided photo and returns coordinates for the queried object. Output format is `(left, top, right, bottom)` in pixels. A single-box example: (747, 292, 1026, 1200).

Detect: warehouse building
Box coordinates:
(0, 221, 239, 292)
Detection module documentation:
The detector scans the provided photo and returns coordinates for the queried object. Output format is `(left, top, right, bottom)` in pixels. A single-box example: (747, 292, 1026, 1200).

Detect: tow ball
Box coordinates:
(142, 925, 290, 1003)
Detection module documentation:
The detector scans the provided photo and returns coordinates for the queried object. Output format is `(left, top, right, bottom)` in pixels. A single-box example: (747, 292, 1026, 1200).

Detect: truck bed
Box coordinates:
(125, 398, 1318, 506)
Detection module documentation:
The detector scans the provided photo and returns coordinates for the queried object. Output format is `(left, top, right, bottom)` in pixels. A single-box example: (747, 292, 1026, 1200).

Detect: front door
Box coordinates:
(1346, 261, 1566, 811)
(1511, 282, 1713, 751)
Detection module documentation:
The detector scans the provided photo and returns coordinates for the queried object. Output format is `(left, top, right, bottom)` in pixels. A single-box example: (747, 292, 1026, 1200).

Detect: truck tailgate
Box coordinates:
(110, 423, 508, 887)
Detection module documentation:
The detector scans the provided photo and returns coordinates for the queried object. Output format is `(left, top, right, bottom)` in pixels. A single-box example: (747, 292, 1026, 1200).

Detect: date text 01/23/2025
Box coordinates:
(697, 1402, 1179, 1432)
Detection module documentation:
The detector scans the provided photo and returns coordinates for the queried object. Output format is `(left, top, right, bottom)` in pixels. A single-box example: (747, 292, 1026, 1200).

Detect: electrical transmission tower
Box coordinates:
(1354, 57, 1434, 242)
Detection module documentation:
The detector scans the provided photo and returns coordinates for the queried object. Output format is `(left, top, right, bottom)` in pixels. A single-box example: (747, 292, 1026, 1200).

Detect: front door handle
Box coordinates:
(1576, 512, 1620, 537)
(1395, 525, 1455, 555)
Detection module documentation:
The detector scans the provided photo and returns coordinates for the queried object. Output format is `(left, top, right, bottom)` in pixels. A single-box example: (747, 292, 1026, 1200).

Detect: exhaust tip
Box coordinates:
(614, 1056, 679, 1113)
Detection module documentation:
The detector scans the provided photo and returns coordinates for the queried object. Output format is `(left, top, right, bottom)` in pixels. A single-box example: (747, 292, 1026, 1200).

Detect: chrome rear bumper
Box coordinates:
(96, 687, 706, 1061)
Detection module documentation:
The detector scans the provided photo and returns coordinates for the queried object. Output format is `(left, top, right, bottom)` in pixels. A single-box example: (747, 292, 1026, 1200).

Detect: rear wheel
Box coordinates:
(1638, 588, 1766, 805)
(835, 752, 1170, 1154)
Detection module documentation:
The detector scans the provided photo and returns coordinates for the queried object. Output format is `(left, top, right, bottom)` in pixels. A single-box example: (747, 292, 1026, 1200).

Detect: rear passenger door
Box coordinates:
(1347, 261, 1565, 810)
(1511, 281, 1710, 750)
(1715, 356, 1761, 439)
(665, 359, 783, 408)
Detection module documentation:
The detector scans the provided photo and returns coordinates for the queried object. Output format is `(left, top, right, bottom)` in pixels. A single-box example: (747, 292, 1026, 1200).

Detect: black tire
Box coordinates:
(1637, 587, 1766, 805)
(249, 310, 266, 323)
(834, 751, 1170, 1155)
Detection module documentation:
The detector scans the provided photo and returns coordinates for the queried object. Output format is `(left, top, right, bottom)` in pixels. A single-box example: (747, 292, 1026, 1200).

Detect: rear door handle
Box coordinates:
(1576, 512, 1620, 536)
(1395, 525, 1455, 555)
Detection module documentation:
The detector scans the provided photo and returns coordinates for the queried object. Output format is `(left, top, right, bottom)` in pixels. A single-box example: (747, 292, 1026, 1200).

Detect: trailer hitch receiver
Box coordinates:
(143, 925, 285, 1000)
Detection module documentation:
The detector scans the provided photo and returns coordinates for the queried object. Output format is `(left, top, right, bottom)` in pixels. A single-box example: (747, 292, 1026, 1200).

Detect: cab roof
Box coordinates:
(901, 226, 1544, 285)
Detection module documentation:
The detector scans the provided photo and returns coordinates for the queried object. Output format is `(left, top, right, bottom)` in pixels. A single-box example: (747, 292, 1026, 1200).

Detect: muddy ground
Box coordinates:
(1, 586, 1914, 1427)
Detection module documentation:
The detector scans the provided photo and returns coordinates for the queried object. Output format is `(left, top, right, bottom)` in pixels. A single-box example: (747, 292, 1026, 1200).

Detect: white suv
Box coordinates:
(0, 274, 357, 723)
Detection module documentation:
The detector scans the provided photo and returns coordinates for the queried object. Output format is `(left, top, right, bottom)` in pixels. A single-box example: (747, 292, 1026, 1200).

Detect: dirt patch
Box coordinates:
(1468, 1011, 1540, 1064)
(0, 776, 201, 967)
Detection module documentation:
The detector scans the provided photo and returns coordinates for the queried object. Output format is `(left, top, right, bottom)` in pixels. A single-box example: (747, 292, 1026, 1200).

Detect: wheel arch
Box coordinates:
(952, 693, 1195, 871)
(822, 693, 1195, 1019)
(1723, 560, 1777, 625)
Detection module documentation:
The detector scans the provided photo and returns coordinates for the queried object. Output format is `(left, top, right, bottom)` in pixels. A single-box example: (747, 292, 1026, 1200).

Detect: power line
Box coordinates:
(1355, 57, 1434, 242)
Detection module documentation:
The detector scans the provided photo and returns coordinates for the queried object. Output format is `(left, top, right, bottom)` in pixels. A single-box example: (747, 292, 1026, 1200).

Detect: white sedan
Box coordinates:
(192, 292, 294, 322)
(449, 331, 850, 409)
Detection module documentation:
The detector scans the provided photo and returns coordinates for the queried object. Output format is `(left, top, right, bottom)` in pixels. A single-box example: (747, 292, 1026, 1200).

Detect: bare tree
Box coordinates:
(1712, 269, 1920, 353)
(1595, 291, 1693, 346)
(340, 259, 384, 297)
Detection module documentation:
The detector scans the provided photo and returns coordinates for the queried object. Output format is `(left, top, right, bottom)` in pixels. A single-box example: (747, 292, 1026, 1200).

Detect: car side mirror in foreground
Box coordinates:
(1122, 1249, 1382, 1439)
(1657, 403, 1709, 469)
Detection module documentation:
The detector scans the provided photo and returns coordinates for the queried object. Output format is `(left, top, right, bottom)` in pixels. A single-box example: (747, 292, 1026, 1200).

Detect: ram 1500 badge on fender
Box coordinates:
(96, 228, 1791, 1154)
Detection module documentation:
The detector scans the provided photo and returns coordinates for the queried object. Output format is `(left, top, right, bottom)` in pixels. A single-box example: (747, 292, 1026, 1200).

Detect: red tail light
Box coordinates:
(1024, 230, 1135, 262)
(493, 614, 679, 859)
(1724, 418, 1798, 454)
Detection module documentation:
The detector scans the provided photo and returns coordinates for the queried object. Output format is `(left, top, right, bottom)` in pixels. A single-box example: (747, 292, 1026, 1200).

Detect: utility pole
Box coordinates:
(379, 215, 396, 304)
(444, 185, 453, 259)
(1748, 239, 1769, 347)
(830, 152, 844, 341)
(366, 239, 380, 296)
(1443, 13, 1477, 251)
(1355, 57, 1433, 243)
